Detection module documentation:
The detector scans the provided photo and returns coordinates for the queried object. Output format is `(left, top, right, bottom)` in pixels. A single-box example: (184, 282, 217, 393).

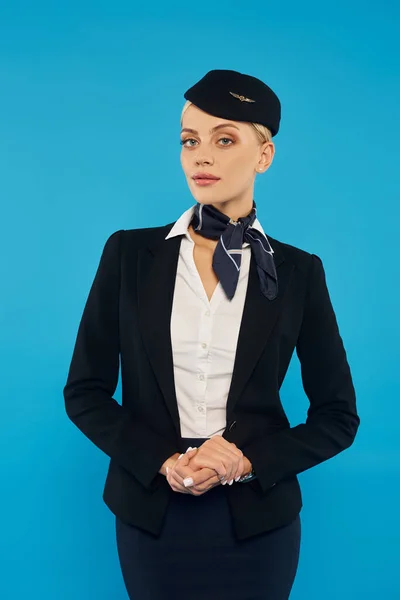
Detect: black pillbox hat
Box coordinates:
(183, 69, 281, 137)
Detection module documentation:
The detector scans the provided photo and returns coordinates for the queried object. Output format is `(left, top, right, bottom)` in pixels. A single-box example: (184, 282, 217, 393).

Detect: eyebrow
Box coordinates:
(180, 123, 240, 135)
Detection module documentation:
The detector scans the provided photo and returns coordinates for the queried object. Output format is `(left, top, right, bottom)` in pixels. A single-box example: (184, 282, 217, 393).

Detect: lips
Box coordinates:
(192, 173, 220, 180)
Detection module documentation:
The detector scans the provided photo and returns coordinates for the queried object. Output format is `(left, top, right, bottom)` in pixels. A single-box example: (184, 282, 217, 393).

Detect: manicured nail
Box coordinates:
(183, 477, 194, 487)
(222, 480, 227, 485)
(178, 454, 184, 460)
(229, 480, 233, 485)
(235, 476, 240, 482)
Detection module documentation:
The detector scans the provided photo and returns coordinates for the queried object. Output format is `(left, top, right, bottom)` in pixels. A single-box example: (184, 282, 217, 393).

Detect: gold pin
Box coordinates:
(229, 91, 256, 103)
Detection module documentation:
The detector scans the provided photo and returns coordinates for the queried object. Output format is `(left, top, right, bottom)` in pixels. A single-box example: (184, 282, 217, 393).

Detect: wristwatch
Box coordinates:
(237, 467, 257, 483)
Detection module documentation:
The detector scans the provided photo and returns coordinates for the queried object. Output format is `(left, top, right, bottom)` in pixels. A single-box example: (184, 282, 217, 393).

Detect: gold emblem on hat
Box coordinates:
(229, 91, 256, 103)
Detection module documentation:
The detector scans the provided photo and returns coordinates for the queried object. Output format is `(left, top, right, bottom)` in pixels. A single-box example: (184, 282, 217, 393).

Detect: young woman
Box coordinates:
(64, 69, 360, 600)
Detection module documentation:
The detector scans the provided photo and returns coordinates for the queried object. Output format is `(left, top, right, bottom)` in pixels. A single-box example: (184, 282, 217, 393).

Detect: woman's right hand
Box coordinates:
(186, 435, 245, 485)
(166, 448, 220, 496)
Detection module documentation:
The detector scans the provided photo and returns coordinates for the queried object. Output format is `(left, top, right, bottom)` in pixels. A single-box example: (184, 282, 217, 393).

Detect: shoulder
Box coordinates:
(266, 233, 322, 276)
(103, 222, 175, 251)
(103, 226, 323, 276)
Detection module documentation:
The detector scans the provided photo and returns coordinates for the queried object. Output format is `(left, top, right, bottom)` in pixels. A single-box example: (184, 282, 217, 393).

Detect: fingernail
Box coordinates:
(183, 477, 194, 487)
(229, 479, 233, 485)
(222, 480, 227, 485)
(186, 447, 193, 452)
(235, 476, 240, 482)
(178, 454, 184, 460)
(166, 467, 169, 475)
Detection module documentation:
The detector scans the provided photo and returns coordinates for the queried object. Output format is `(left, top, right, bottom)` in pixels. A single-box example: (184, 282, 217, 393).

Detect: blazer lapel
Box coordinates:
(137, 226, 294, 441)
(137, 232, 183, 440)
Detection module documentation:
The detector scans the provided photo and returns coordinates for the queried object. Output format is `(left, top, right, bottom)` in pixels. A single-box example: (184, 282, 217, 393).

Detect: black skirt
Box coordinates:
(116, 437, 301, 600)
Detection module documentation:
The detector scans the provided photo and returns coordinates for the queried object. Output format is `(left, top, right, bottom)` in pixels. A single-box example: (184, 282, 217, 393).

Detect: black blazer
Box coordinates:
(63, 222, 360, 541)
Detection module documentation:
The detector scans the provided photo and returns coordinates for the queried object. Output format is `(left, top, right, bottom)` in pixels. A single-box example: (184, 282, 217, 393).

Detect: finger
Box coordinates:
(186, 451, 221, 489)
(185, 445, 198, 454)
(172, 449, 198, 488)
(179, 448, 198, 470)
(189, 453, 227, 479)
(168, 466, 195, 494)
(191, 467, 220, 487)
(180, 459, 216, 490)
(166, 449, 193, 492)
(225, 443, 244, 482)
(186, 448, 204, 473)
(185, 441, 226, 479)
(205, 438, 243, 481)
(208, 436, 244, 464)
(194, 446, 236, 482)
(217, 445, 244, 482)
(188, 467, 220, 494)
(234, 455, 245, 482)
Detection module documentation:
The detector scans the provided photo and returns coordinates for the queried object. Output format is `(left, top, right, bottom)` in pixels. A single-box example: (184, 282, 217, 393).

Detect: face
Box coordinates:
(180, 103, 275, 217)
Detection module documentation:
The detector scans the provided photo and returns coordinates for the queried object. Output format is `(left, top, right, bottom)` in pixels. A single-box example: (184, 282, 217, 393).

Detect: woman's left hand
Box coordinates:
(185, 437, 246, 493)
(187, 436, 245, 486)
(187, 459, 222, 495)
(166, 447, 221, 496)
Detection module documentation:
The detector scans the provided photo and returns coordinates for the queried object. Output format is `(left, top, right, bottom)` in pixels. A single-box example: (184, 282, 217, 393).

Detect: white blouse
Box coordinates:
(165, 204, 268, 438)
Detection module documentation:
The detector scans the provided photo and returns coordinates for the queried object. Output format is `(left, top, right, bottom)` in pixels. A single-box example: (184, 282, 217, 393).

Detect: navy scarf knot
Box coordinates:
(190, 201, 278, 301)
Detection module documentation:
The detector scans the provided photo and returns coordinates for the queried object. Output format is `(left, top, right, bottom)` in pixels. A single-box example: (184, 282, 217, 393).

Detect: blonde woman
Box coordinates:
(64, 69, 360, 599)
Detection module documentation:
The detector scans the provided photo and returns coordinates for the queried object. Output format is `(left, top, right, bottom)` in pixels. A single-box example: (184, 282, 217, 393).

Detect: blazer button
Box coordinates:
(228, 420, 237, 432)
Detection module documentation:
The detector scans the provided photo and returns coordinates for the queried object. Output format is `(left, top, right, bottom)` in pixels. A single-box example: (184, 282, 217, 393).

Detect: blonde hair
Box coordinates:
(180, 100, 273, 145)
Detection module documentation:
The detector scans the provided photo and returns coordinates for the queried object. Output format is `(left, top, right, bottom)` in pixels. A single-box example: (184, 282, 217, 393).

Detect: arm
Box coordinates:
(241, 253, 360, 495)
(63, 231, 178, 491)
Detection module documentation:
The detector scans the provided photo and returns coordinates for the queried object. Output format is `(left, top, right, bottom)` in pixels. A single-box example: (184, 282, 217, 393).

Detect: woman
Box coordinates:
(63, 69, 360, 599)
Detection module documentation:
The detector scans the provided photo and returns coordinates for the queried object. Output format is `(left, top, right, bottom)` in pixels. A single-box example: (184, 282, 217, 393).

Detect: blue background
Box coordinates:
(1, 1, 399, 598)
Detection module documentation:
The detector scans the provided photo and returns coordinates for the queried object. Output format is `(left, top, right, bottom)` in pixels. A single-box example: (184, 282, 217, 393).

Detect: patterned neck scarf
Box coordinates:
(190, 201, 278, 301)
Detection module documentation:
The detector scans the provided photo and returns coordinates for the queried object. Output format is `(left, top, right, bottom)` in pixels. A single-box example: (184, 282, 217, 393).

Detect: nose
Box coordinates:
(196, 156, 213, 166)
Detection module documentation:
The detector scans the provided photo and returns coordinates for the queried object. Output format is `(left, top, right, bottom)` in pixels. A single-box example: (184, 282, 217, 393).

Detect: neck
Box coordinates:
(210, 197, 254, 222)
(187, 224, 218, 250)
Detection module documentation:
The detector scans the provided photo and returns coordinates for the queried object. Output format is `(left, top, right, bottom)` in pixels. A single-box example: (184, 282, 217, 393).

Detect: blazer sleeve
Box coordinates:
(241, 253, 360, 495)
(63, 230, 178, 491)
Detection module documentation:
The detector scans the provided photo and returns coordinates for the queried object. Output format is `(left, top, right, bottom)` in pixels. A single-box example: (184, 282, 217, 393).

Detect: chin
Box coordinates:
(190, 192, 214, 204)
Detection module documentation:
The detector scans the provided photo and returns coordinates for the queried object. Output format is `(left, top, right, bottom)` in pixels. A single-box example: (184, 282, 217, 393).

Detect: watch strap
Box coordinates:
(237, 468, 257, 483)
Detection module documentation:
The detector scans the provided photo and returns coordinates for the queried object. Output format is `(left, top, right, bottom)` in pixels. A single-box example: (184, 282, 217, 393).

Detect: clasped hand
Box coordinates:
(166, 435, 244, 496)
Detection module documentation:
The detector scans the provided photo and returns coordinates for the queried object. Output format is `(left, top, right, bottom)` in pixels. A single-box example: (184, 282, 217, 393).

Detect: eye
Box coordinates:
(179, 137, 234, 147)
(218, 137, 234, 146)
(180, 138, 196, 147)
